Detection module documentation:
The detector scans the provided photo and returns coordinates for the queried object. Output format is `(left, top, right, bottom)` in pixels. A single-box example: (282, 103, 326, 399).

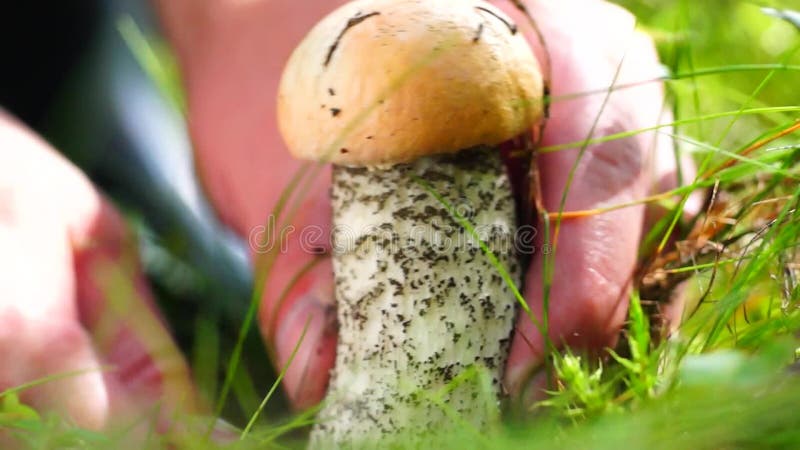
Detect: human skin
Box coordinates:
(0, 0, 692, 433)
(154, 0, 693, 408)
(0, 112, 197, 433)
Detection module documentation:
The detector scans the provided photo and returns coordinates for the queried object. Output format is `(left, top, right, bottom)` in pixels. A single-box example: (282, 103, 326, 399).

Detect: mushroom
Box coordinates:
(277, 0, 543, 445)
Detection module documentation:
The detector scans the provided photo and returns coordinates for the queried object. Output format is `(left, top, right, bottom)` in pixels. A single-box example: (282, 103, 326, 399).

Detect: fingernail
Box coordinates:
(506, 363, 549, 415)
(505, 361, 541, 397)
(521, 366, 550, 406)
(274, 294, 337, 410)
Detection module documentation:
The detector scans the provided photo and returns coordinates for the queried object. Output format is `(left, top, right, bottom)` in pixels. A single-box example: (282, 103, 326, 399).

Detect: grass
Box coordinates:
(3, 0, 800, 448)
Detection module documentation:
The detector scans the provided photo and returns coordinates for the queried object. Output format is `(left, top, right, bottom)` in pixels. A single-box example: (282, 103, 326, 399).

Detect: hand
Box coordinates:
(158, 0, 692, 409)
(0, 113, 197, 433)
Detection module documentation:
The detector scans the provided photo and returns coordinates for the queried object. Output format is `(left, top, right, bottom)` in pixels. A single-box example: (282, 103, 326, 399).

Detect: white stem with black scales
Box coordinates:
(312, 146, 520, 446)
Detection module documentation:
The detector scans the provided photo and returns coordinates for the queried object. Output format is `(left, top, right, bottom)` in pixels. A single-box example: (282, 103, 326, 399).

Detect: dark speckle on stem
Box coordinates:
(322, 146, 521, 443)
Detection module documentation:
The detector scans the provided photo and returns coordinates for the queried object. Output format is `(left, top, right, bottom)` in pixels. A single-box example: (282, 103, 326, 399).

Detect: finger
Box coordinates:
(0, 308, 110, 432)
(0, 114, 197, 430)
(642, 105, 703, 230)
(179, 0, 347, 237)
(272, 258, 337, 410)
(257, 170, 337, 411)
(0, 114, 111, 429)
(72, 199, 199, 427)
(169, 0, 347, 410)
(497, 0, 671, 397)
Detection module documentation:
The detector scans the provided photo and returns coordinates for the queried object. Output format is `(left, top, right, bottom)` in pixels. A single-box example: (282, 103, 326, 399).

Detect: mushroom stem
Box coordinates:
(313, 145, 520, 446)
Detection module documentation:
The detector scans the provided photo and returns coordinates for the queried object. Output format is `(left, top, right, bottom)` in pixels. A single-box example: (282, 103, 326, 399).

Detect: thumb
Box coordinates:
(254, 170, 337, 411)
(73, 200, 199, 428)
(0, 311, 111, 431)
(272, 259, 337, 410)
